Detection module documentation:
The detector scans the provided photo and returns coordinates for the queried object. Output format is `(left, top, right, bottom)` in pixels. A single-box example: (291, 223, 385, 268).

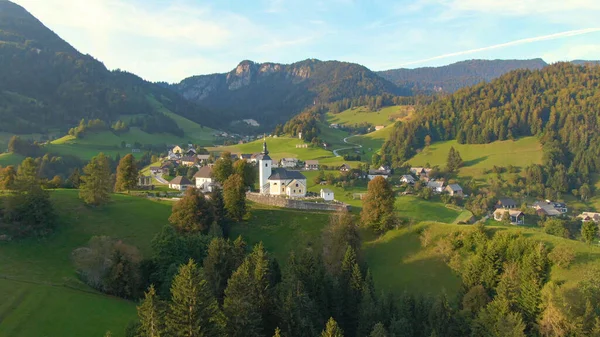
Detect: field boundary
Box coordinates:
(246, 193, 351, 212)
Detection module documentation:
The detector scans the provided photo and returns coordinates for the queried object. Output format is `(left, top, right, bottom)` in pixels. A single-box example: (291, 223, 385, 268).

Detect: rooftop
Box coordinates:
(194, 166, 213, 179)
(170, 176, 193, 185)
(268, 168, 306, 180)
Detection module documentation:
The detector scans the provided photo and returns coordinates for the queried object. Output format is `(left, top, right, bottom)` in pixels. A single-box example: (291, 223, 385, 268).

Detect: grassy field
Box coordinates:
(208, 137, 336, 162)
(409, 137, 543, 180)
(0, 190, 173, 337)
(350, 124, 396, 162)
(0, 152, 25, 167)
(326, 105, 414, 127)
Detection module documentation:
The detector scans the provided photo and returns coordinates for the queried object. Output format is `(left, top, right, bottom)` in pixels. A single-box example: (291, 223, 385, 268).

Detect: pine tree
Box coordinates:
(223, 174, 246, 221)
(322, 212, 362, 276)
(210, 188, 229, 235)
(369, 323, 389, 337)
(357, 271, 379, 337)
(203, 237, 242, 303)
(168, 188, 214, 234)
(582, 221, 598, 244)
(321, 318, 344, 337)
(79, 153, 112, 206)
(446, 147, 463, 172)
(273, 327, 282, 337)
(137, 285, 165, 337)
(360, 176, 396, 233)
(114, 154, 138, 192)
(165, 259, 223, 337)
(223, 259, 264, 337)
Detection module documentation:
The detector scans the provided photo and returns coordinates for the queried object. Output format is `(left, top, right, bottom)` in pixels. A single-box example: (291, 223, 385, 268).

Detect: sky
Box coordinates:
(13, 0, 600, 83)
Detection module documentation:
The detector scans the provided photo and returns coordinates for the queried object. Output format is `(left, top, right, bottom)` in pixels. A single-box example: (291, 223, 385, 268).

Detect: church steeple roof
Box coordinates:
(258, 134, 271, 161)
(262, 134, 269, 155)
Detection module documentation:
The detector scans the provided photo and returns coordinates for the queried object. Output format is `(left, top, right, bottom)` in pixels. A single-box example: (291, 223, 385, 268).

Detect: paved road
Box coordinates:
(153, 173, 169, 185)
(333, 135, 363, 157)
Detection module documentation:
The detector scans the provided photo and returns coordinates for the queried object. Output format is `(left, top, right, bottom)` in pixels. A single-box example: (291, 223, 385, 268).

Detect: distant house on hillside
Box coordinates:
(375, 125, 385, 131)
(149, 166, 161, 175)
(368, 169, 391, 180)
(305, 160, 319, 170)
(493, 209, 525, 225)
(445, 184, 463, 197)
(427, 180, 445, 193)
(578, 212, 600, 223)
(531, 200, 567, 217)
(320, 189, 334, 201)
(400, 175, 416, 184)
(197, 154, 210, 164)
(194, 166, 218, 192)
(339, 163, 351, 172)
(180, 156, 197, 167)
(240, 154, 253, 163)
(172, 146, 183, 154)
(169, 176, 193, 191)
(281, 158, 299, 168)
(410, 167, 432, 180)
(496, 198, 518, 209)
(185, 148, 197, 156)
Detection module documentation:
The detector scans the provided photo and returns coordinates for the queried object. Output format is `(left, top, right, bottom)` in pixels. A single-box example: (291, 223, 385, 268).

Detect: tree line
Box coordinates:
(383, 63, 600, 194)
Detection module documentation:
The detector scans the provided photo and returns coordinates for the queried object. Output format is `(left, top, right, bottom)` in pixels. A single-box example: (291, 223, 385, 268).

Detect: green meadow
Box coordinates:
(409, 137, 543, 179)
(326, 105, 414, 127)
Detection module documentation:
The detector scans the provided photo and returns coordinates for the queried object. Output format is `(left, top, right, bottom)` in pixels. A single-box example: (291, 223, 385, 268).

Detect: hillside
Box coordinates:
(377, 58, 547, 93)
(0, 0, 215, 136)
(170, 59, 410, 132)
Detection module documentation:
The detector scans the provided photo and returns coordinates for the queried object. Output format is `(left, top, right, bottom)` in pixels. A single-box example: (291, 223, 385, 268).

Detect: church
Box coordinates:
(258, 139, 307, 197)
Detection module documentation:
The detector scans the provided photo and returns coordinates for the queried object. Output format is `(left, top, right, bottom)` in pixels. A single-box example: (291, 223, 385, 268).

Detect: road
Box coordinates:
(152, 173, 169, 185)
(333, 135, 363, 157)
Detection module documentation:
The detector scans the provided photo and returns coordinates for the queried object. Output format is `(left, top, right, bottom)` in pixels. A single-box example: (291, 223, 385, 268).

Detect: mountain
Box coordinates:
(0, 0, 214, 135)
(382, 62, 600, 195)
(169, 59, 410, 132)
(377, 59, 548, 93)
(571, 60, 600, 65)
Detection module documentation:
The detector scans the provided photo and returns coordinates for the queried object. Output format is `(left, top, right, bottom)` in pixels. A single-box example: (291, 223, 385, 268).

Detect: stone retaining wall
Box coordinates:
(246, 193, 351, 212)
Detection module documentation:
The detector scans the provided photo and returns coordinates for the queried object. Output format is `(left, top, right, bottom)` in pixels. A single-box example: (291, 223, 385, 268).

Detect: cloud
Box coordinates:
(445, 0, 600, 15)
(398, 28, 600, 67)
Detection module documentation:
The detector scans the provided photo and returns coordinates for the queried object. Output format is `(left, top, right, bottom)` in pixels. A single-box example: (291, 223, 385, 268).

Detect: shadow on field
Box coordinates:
(463, 155, 489, 167)
(363, 226, 461, 296)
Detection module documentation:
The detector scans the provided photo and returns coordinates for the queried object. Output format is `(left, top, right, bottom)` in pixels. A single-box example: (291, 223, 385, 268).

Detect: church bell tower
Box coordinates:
(258, 135, 272, 194)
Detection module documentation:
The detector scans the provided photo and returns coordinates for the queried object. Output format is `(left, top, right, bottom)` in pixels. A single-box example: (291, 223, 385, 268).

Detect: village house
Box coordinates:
(305, 160, 319, 170)
(258, 139, 308, 197)
(193, 166, 216, 192)
(180, 156, 197, 167)
(339, 163, 351, 172)
(578, 212, 600, 223)
(321, 189, 335, 201)
(445, 184, 464, 197)
(375, 125, 385, 131)
(493, 209, 525, 225)
(250, 153, 261, 164)
(400, 175, 416, 185)
(149, 166, 161, 175)
(368, 168, 391, 180)
(427, 180, 445, 193)
(240, 154, 253, 163)
(280, 158, 299, 168)
(197, 154, 210, 165)
(531, 200, 568, 217)
(496, 198, 518, 209)
(410, 167, 432, 180)
(185, 148, 197, 157)
(171, 145, 183, 155)
(169, 176, 193, 191)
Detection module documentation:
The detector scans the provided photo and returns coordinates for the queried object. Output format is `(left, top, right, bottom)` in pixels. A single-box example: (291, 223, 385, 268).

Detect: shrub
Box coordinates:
(548, 245, 575, 268)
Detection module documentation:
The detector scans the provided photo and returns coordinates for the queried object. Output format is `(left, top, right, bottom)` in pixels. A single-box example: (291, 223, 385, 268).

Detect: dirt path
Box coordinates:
(333, 135, 362, 157)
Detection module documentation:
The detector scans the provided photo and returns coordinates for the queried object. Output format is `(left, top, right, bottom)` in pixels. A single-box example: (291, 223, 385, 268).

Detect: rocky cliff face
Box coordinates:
(169, 59, 406, 131)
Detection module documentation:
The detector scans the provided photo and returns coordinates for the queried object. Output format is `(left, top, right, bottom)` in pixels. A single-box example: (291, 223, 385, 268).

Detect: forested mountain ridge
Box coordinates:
(0, 0, 215, 135)
(378, 59, 548, 93)
(169, 59, 410, 131)
(383, 62, 600, 192)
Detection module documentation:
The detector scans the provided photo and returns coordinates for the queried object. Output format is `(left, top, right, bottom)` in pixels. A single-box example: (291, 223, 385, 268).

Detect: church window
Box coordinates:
(295, 183, 299, 187)
(265, 163, 268, 167)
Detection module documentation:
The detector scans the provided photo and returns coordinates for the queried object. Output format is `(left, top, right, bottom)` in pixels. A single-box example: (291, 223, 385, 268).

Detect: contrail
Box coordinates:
(399, 27, 600, 67)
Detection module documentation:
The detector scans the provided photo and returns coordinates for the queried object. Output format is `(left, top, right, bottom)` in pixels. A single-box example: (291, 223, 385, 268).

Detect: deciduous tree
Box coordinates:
(115, 154, 138, 192)
(360, 176, 396, 233)
(581, 221, 598, 244)
(168, 188, 214, 234)
(223, 174, 246, 221)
